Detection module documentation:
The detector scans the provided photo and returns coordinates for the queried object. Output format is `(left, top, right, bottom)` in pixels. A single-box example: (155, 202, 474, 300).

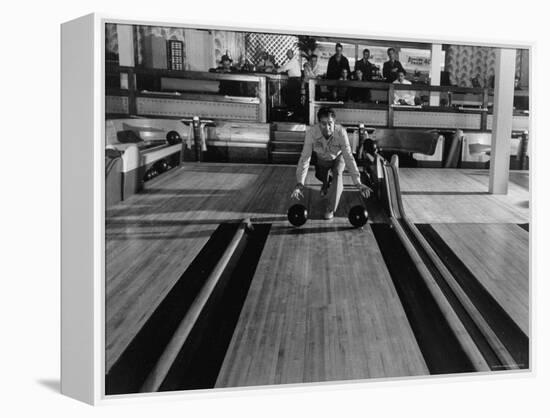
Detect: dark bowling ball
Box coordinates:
(166, 130, 182, 145)
(155, 160, 166, 174)
(348, 205, 368, 228)
(287, 204, 308, 227)
(160, 160, 169, 171)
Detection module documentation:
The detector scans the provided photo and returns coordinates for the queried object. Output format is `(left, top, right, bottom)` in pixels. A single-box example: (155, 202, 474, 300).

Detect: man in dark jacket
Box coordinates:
(326, 43, 351, 80)
(354, 48, 378, 81)
(382, 48, 406, 83)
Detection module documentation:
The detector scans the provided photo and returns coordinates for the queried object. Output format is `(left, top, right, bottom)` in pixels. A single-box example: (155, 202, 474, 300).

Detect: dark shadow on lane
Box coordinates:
(371, 223, 477, 375)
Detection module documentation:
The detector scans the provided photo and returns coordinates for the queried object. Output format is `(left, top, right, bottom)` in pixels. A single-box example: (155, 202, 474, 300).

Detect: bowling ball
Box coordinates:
(287, 204, 308, 227)
(160, 160, 169, 172)
(166, 130, 182, 145)
(348, 205, 368, 228)
(154, 160, 167, 174)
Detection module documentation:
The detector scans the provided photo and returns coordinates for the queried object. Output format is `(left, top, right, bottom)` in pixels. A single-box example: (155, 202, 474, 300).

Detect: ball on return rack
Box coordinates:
(166, 130, 182, 145)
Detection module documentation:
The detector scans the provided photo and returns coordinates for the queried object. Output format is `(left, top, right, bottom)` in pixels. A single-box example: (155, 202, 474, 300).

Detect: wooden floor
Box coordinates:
(215, 221, 428, 387)
(105, 163, 530, 385)
(400, 168, 529, 223)
(430, 223, 529, 336)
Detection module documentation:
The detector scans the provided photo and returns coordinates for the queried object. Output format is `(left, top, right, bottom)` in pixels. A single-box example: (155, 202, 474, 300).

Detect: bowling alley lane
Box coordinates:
(215, 219, 429, 387)
(396, 168, 529, 333)
(105, 164, 296, 371)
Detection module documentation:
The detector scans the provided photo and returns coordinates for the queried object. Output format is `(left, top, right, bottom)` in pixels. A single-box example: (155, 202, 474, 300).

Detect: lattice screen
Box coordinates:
(245, 33, 299, 66)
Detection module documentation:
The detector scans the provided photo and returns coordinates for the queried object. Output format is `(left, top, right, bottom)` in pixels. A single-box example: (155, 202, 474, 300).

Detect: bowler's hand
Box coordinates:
(357, 183, 372, 199)
(291, 184, 304, 200)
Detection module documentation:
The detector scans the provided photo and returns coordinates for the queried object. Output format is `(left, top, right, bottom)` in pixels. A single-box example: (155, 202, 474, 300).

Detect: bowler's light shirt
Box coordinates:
(296, 124, 361, 186)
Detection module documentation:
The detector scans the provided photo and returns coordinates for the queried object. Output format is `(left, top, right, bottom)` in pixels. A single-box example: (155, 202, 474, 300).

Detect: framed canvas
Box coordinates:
(61, 13, 532, 405)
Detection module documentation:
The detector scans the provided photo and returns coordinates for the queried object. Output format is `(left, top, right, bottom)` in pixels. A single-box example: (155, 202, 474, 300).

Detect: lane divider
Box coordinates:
(382, 160, 490, 372)
(140, 220, 254, 393)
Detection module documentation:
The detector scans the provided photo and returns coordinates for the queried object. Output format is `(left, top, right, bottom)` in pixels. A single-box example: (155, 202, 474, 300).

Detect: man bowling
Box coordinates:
(291, 107, 371, 220)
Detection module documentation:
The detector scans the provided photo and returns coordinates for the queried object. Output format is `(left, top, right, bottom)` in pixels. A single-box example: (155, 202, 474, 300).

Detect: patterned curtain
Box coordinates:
(445, 45, 497, 87)
(445, 45, 526, 87)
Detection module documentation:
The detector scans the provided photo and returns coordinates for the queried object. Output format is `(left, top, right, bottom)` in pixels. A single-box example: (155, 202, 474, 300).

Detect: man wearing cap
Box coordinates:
(210, 54, 241, 96)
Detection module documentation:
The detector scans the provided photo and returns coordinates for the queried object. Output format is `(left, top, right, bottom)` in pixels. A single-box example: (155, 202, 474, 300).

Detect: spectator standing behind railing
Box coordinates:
(326, 43, 351, 80)
(354, 49, 378, 81)
(383, 47, 406, 83)
(277, 49, 303, 115)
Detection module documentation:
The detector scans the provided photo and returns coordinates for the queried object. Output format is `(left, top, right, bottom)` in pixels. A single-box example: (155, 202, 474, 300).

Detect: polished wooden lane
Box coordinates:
(106, 164, 294, 371)
(215, 219, 429, 387)
(399, 169, 529, 223)
(428, 223, 529, 336)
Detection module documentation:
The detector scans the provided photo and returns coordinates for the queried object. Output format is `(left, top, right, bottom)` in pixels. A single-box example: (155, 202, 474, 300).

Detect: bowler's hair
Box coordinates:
(317, 107, 336, 121)
(335, 43, 343, 49)
(363, 48, 370, 55)
(387, 47, 396, 54)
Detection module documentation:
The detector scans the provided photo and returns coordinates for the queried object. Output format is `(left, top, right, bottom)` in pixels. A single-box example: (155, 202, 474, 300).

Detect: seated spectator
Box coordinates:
(333, 68, 349, 101)
(349, 69, 369, 102)
(210, 55, 241, 96)
(211, 54, 237, 73)
(471, 74, 483, 88)
(392, 70, 416, 105)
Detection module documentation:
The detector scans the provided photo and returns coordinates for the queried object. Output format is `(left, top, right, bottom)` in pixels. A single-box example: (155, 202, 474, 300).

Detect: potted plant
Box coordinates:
(295, 35, 318, 61)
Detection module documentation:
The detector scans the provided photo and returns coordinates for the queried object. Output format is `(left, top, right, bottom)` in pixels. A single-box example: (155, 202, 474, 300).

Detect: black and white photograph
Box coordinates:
(103, 20, 530, 396)
(5, 0, 550, 415)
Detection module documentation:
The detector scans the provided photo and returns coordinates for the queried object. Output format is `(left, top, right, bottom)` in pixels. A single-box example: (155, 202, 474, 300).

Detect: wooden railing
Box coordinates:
(106, 66, 268, 123)
(306, 78, 528, 131)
